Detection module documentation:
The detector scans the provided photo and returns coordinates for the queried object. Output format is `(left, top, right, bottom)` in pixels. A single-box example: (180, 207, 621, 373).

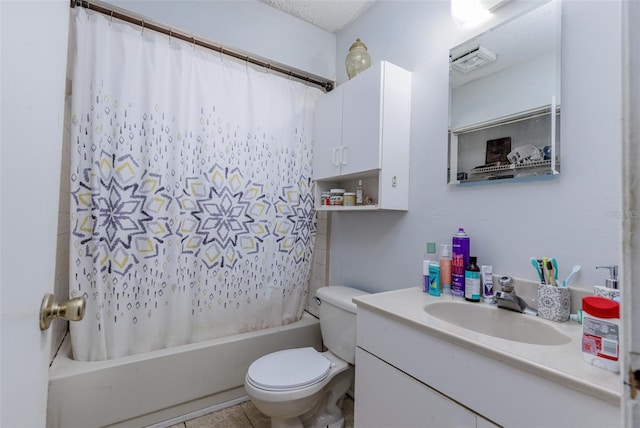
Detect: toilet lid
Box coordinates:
(247, 347, 332, 391)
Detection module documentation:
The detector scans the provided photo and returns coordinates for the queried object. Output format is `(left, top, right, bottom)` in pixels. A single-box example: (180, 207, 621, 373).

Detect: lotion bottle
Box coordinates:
(439, 244, 452, 295)
(594, 265, 620, 300)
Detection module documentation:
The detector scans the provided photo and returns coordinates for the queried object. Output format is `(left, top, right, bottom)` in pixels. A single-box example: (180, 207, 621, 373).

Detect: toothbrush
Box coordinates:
(530, 257, 544, 282)
(542, 257, 550, 284)
(562, 265, 581, 287)
(552, 258, 559, 283)
(546, 259, 557, 286)
(537, 259, 546, 284)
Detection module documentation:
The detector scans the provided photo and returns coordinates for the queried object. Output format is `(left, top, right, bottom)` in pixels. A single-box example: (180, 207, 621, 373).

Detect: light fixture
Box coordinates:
(450, 0, 492, 26)
(450, 45, 497, 73)
(451, 0, 511, 26)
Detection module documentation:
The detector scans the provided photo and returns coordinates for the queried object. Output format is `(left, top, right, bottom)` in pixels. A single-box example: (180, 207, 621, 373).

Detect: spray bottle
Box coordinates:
(451, 228, 470, 297)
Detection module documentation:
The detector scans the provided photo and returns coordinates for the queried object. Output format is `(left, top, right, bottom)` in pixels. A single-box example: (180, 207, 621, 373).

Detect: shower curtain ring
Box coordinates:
(109, 10, 114, 24)
(168, 29, 172, 44)
(141, 20, 145, 36)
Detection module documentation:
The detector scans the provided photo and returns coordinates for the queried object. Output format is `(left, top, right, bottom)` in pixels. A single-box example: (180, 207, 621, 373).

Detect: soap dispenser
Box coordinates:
(594, 265, 620, 300)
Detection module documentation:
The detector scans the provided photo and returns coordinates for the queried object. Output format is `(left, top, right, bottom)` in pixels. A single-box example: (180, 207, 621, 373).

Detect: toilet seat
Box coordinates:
(247, 347, 332, 391)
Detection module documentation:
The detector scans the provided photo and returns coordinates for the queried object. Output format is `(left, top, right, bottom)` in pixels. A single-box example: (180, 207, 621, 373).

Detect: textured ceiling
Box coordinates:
(259, 0, 377, 33)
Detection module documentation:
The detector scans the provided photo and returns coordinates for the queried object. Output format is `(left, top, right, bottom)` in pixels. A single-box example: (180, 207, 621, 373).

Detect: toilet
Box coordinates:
(244, 285, 369, 428)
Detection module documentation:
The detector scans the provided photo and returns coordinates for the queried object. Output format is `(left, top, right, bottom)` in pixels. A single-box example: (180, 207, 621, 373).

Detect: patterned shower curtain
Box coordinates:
(69, 9, 320, 361)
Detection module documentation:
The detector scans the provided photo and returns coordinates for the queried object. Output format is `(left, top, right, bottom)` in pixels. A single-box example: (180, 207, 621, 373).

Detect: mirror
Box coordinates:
(448, 1, 561, 184)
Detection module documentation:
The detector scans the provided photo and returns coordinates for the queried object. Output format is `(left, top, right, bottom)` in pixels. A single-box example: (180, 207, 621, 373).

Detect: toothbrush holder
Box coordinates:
(537, 283, 571, 322)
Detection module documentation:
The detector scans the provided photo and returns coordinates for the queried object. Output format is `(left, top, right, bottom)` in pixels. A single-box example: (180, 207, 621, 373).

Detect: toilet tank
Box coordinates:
(315, 286, 370, 364)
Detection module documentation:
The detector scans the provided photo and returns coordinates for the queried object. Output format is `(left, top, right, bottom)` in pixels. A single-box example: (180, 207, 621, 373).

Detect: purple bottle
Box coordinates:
(451, 228, 470, 297)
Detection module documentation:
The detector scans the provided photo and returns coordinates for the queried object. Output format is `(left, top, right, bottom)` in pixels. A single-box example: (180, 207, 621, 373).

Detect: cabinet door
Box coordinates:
(341, 63, 383, 176)
(313, 86, 344, 180)
(355, 348, 478, 428)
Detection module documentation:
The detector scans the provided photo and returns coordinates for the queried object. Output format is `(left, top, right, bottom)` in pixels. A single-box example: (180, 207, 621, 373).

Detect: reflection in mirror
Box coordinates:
(448, 1, 561, 184)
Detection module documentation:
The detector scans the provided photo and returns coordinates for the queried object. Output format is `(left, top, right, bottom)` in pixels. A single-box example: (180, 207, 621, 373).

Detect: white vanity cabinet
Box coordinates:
(354, 305, 620, 428)
(356, 348, 498, 427)
(312, 60, 411, 211)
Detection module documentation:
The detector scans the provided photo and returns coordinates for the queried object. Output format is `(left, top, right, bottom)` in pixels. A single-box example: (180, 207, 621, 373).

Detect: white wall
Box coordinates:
(106, 0, 336, 81)
(331, 0, 622, 293)
(105, 0, 624, 295)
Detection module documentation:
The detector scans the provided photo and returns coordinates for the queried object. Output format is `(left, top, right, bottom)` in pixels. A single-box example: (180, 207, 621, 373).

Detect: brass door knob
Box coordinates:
(39, 294, 86, 331)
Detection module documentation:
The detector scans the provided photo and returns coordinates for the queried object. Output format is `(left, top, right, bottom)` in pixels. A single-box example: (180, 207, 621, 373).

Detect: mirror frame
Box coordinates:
(448, 1, 561, 185)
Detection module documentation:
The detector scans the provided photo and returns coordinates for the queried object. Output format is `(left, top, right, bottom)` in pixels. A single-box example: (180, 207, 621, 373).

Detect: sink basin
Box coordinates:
(424, 301, 571, 345)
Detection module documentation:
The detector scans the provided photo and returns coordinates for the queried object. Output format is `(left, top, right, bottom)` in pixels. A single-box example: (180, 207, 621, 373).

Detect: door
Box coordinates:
(341, 61, 383, 176)
(0, 1, 70, 426)
(623, 0, 640, 425)
(313, 85, 344, 180)
(355, 348, 480, 427)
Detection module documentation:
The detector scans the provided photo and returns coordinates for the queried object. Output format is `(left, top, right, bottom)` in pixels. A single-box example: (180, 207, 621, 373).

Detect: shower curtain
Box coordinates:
(69, 9, 321, 361)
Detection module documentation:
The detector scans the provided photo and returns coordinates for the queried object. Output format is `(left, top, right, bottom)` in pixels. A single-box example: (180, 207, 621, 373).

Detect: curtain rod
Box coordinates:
(70, 0, 334, 92)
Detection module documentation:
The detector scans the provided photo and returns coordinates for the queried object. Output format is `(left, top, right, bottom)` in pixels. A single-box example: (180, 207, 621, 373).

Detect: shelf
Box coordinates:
(316, 204, 380, 212)
(470, 159, 551, 175)
(449, 108, 560, 185)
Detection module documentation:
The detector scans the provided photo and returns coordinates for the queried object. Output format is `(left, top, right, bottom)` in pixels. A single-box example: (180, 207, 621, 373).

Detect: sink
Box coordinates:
(424, 301, 571, 345)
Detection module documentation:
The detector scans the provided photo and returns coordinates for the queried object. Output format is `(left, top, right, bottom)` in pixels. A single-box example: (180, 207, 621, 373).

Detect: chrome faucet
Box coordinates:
(494, 276, 538, 316)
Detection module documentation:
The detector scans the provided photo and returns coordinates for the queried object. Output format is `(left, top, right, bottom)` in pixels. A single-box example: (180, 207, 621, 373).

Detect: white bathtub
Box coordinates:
(47, 313, 321, 428)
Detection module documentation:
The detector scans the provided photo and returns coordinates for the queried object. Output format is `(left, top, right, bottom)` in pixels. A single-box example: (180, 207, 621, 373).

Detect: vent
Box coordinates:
(451, 45, 497, 73)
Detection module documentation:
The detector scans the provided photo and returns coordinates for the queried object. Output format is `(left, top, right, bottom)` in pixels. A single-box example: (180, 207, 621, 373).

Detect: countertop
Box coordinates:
(353, 286, 622, 406)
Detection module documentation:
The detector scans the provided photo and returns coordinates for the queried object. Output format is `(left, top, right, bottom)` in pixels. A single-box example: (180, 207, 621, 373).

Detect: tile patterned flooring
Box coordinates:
(168, 396, 354, 428)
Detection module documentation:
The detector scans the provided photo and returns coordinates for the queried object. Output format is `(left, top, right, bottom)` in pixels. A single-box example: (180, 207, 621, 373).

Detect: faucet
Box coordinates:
(494, 276, 538, 316)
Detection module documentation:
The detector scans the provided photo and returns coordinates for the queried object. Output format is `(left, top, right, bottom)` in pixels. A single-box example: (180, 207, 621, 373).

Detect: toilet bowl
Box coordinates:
(244, 286, 369, 428)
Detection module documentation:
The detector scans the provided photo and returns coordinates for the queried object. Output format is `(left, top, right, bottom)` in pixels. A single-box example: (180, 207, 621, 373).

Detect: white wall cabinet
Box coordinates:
(355, 307, 620, 427)
(312, 61, 411, 211)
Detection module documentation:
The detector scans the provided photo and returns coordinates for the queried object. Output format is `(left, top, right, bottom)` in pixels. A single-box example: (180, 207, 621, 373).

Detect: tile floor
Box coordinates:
(168, 396, 354, 428)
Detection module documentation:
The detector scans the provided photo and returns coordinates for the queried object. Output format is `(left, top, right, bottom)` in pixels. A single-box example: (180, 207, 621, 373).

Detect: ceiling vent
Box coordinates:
(450, 45, 497, 73)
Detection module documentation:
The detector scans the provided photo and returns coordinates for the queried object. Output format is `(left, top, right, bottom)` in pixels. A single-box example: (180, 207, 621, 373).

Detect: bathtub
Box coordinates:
(47, 313, 321, 428)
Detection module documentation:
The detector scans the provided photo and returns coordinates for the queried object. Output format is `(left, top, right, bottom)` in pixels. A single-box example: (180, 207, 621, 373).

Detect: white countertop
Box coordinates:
(353, 286, 622, 405)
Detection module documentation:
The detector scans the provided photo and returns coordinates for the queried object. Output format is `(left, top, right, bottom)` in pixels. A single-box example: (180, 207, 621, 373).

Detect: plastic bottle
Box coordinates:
(422, 242, 436, 293)
(481, 265, 494, 303)
(439, 244, 452, 295)
(356, 180, 364, 205)
(429, 260, 441, 297)
(451, 228, 470, 297)
(464, 256, 481, 302)
(582, 296, 620, 373)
